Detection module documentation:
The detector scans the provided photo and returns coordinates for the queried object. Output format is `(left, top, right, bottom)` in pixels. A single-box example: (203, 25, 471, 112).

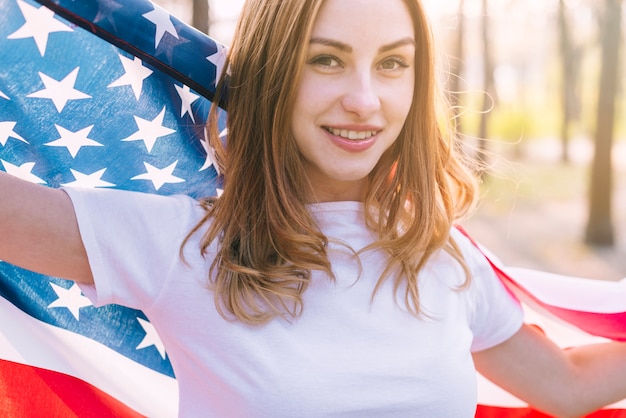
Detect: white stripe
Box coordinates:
(480, 244, 626, 313)
(506, 267, 626, 313)
(0, 296, 178, 417)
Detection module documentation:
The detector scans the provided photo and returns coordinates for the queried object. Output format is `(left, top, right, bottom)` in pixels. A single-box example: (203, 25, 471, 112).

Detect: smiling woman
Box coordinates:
(203, 0, 478, 327)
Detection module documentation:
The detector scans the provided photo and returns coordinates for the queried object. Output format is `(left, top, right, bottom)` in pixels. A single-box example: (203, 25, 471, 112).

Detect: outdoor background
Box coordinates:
(155, 0, 626, 282)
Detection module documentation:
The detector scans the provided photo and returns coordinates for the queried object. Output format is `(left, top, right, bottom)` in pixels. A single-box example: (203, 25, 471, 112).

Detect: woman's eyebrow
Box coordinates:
(309, 37, 415, 54)
(379, 38, 415, 53)
(309, 37, 352, 53)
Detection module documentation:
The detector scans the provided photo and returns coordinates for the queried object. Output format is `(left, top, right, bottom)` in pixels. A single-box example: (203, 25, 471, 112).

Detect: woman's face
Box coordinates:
(290, 0, 415, 203)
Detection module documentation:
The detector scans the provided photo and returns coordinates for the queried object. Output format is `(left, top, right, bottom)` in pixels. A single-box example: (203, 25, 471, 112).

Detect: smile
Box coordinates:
(324, 127, 379, 140)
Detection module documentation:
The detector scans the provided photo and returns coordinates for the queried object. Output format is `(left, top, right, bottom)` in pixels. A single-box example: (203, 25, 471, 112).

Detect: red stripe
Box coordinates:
(476, 405, 552, 417)
(490, 265, 626, 342)
(456, 226, 626, 342)
(0, 359, 144, 418)
(476, 405, 626, 417)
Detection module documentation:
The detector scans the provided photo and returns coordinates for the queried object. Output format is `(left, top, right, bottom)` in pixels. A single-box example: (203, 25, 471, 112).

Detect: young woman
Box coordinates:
(1, 0, 626, 416)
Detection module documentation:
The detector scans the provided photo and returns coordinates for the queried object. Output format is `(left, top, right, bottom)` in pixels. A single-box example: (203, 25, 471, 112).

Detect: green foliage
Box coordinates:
(459, 103, 558, 143)
(479, 162, 589, 209)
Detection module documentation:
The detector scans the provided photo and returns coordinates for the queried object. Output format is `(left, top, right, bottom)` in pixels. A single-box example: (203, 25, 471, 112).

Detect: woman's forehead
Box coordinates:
(310, 0, 415, 45)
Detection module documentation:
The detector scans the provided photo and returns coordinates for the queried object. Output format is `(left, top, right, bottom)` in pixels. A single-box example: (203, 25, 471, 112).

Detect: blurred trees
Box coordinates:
(585, 0, 622, 246)
(446, 0, 623, 247)
(447, 0, 495, 170)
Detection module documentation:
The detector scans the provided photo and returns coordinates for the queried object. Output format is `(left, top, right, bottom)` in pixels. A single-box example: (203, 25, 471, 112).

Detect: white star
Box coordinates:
(47, 282, 92, 320)
(93, 0, 123, 26)
(121, 107, 176, 153)
(131, 161, 185, 191)
(199, 127, 225, 174)
(7, 0, 73, 56)
(174, 84, 199, 123)
(1, 160, 45, 184)
(142, 5, 179, 49)
(44, 124, 102, 158)
(207, 44, 229, 85)
(108, 55, 153, 100)
(136, 317, 166, 359)
(0, 90, 8, 100)
(61, 168, 115, 188)
(0, 122, 28, 146)
(27, 68, 91, 112)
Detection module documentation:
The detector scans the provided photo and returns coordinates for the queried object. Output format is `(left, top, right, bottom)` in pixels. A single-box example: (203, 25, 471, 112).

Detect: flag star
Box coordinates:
(47, 282, 92, 320)
(45, 124, 102, 158)
(200, 146, 217, 173)
(108, 55, 153, 100)
(121, 107, 175, 153)
(131, 161, 185, 191)
(199, 133, 211, 171)
(142, 5, 178, 50)
(136, 317, 166, 359)
(0, 90, 8, 100)
(93, 0, 124, 26)
(1, 160, 45, 184)
(199, 127, 225, 174)
(61, 168, 115, 188)
(27, 68, 91, 112)
(207, 44, 229, 85)
(153, 31, 189, 63)
(174, 84, 200, 123)
(7, 0, 73, 56)
(0, 121, 28, 146)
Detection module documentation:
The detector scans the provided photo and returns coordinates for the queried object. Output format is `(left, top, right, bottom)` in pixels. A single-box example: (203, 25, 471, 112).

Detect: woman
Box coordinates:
(1, 0, 626, 416)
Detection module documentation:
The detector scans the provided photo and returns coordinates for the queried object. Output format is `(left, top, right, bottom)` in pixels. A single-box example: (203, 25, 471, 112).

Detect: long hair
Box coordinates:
(186, 0, 478, 324)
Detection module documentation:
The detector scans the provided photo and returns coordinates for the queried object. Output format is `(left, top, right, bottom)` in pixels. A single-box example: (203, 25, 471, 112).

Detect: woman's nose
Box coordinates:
(341, 72, 380, 119)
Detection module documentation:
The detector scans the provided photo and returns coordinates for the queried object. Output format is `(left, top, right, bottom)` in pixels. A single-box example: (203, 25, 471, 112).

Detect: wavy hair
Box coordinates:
(186, 0, 479, 324)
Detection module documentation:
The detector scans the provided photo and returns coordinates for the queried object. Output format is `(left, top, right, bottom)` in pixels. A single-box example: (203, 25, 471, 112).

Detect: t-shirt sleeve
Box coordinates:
(63, 187, 202, 311)
(451, 229, 524, 352)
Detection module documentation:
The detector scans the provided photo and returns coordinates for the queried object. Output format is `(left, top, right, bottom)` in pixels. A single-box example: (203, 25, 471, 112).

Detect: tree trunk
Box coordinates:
(448, 0, 466, 136)
(477, 0, 495, 170)
(585, 0, 621, 246)
(558, 0, 572, 163)
(558, 0, 582, 164)
(192, 0, 210, 34)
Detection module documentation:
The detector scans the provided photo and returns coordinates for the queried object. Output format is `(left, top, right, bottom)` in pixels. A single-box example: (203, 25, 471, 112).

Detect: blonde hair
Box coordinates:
(187, 0, 478, 324)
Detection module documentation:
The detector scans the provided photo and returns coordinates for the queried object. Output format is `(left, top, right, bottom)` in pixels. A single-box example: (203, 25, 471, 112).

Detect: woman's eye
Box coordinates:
(379, 57, 409, 71)
(310, 55, 342, 68)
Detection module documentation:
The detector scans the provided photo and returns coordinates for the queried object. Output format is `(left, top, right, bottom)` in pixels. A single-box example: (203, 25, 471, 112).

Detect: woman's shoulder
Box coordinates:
(64, 187, 209, 231)
(449, 226, 489, 265)
(427, 226, 506, 291)
(64, 186, 204, 210)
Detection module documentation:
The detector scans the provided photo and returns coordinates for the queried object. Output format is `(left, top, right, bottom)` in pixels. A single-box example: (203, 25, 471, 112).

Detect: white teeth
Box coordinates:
(328, 127, 377, 140)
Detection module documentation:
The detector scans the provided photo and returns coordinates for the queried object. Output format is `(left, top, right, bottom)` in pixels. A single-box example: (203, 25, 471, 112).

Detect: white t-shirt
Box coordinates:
(65, 188, 523, 418)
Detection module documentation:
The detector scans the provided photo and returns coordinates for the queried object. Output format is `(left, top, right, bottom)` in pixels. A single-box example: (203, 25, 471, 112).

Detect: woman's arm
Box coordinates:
(474, 323, 626, 417)
(0, 170, 93, 284)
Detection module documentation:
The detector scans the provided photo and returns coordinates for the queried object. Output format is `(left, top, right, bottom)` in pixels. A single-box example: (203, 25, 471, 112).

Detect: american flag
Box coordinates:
(0, 0, 225, 415)
(0, 0, 625, 416)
